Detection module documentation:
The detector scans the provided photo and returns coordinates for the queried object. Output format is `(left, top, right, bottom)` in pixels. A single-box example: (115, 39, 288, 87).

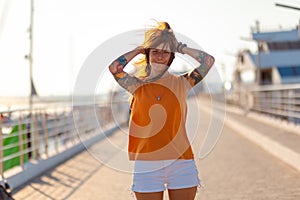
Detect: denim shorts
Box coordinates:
(131, 159, 200, 193)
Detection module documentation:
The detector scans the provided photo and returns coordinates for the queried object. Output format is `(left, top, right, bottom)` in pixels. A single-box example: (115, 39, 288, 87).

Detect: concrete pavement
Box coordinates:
(13, 98, 300, 199)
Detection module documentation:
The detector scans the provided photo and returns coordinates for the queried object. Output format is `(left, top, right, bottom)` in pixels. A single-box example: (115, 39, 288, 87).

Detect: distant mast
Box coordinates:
(27, 0, 38, 109)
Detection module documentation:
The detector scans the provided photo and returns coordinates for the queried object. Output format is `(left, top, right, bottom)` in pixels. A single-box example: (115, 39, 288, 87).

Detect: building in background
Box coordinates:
(235, 21, 300, 86)
(228, 21, 300, 124)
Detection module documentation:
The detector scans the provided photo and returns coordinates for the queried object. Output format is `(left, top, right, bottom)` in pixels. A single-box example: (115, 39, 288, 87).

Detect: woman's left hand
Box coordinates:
(169, 32, 179, 53)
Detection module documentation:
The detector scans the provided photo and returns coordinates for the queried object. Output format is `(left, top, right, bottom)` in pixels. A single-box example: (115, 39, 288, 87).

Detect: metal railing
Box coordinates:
(0, 97, 129, 176)
(227, 84, 300, 124)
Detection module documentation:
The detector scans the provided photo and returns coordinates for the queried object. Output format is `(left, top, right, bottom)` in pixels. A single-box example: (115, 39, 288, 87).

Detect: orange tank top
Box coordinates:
(128, 75, 194, 160)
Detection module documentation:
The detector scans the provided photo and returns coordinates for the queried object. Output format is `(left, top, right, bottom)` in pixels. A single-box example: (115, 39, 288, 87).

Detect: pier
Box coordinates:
(1, 94, 299, 199)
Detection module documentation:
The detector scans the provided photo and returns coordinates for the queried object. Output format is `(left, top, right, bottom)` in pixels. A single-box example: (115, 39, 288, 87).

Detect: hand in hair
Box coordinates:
(135, 46, 147, 55)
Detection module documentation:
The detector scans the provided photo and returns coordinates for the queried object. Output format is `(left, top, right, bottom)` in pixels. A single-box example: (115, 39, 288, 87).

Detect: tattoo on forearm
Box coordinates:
(116, 65, 124, 74)
(195, 51, 214, 77)
(113, 71, 125, 81)
(204, 55, 214, 67)
(196, 52, 214, 66)
(117, 55, 127, 66)
(111, 55, 128, 74)
(195, 51, 206, 63)
(183, 52, 214, 86)
(117, 73, 140, 91)
(189, 70, 203, 85)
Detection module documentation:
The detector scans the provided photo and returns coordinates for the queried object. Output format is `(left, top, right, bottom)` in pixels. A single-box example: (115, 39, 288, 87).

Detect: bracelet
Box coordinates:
(177, 42, 187, 54)
(179, 43, 187, 54)
(177, 42, 182, 52)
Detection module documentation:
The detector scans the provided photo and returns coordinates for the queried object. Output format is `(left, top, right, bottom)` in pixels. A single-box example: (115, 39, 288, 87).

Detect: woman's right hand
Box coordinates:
(135, 46, 146, 55)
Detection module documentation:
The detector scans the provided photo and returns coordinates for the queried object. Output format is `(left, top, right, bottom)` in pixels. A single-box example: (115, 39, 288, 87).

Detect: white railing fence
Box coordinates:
(227, 84, 300, 124)
(0, 98, 129, 178)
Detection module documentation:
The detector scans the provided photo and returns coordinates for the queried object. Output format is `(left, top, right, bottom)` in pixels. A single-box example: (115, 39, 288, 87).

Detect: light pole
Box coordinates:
(23, 0, 40, 160)
(26, 0, 37, 110)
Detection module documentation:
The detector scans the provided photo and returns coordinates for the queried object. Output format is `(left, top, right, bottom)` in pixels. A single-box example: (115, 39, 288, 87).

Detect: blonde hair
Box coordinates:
(133, 21, 176, 78)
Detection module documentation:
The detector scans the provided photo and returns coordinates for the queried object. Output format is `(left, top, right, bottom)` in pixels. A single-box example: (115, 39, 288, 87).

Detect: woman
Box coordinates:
(109, 21, 214, 200)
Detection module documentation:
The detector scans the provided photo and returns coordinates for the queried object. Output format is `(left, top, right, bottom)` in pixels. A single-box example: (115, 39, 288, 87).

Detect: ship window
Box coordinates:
(268, 41, 300, 50)
(278, 66, 300, 77)
(260, 69, 272, 85)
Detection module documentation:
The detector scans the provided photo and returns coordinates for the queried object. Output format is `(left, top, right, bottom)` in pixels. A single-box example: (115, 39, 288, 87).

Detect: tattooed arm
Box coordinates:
(109, 48, 143, 93)
(181, 46, 215, 87)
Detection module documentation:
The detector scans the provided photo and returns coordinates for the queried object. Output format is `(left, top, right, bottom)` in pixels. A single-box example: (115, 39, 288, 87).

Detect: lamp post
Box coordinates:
(26, 0, 36, 159)
(25, 0, 37, 110)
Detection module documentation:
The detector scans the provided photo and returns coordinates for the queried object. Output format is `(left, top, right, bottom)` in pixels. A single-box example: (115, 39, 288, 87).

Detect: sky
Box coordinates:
(0, 0, 299, 97)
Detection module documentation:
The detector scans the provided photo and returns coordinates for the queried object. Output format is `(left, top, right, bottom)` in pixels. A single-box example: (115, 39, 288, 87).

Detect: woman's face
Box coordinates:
(149, 43, 172, 66)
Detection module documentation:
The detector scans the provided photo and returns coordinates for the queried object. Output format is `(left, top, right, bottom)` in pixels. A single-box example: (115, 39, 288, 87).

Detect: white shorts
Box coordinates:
(132, 159, 200, 193)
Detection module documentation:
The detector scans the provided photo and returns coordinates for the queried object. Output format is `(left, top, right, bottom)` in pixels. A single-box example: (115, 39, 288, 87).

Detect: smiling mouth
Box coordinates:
(153, 61, 166, 64)
(151, 63, 169, 68)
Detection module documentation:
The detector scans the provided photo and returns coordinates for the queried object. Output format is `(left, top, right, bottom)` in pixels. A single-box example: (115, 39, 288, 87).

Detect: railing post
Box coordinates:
(288, 89, 295, 123)
(282, 90, 286, 118)
(54, 112, 59, 153)
(18, 115, 24, 170)
(0, 118, 3, 175)
(32, 113, 39, 159)
(70, 111, 75, 145)
(42, 113, 49, 157)
(63, 111, 68, 148)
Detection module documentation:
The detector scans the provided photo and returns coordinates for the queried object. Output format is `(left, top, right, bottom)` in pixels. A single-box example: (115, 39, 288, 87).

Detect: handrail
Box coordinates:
(227, 84, 300, 124)
(0, 97, 129, 177)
